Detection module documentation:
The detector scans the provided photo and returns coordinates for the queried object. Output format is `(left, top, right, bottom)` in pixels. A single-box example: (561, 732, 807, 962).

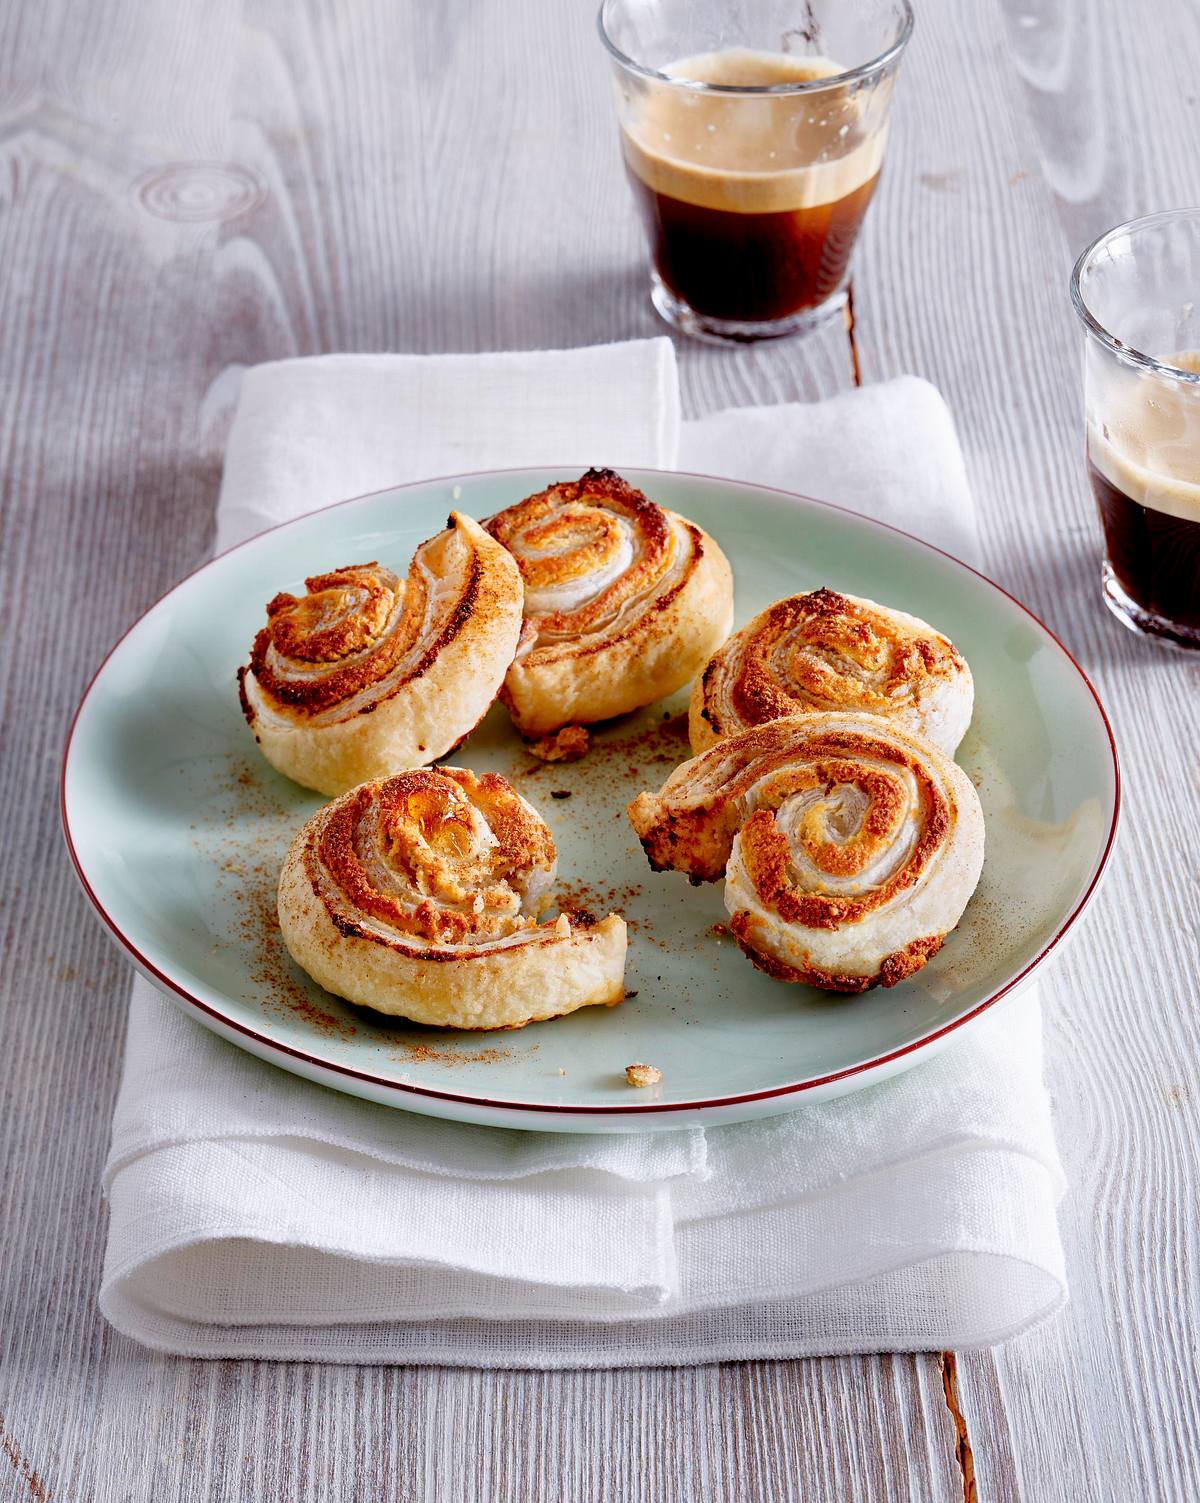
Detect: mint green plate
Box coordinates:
(62, 469, 1119, 1131)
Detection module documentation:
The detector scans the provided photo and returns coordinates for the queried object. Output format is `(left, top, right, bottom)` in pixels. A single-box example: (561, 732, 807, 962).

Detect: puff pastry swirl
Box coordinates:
(485, 469, 734, 737)
(239, 512, 523, 796)
(628, 713, 985, 993)
(690, 588, 973, 756)
(278, 768, 627, 1029)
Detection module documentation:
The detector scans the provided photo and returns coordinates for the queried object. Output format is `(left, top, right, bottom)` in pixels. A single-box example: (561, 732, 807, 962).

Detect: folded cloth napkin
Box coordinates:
(100, 340, 1067, 1364)
(214, 344, 680, 549)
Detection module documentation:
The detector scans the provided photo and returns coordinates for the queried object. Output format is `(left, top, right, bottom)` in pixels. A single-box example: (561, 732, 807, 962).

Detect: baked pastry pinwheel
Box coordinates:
(278, 767, 627, 1029)
(628, 713, 985, 993)
(690, 588, 973, 756)
(239, 513, 522, 796)
(485, 469, 734, 737)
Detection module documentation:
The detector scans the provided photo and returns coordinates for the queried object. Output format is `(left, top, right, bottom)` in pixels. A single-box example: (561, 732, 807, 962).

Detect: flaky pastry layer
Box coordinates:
(629, 713, 984, 992)
(691, 588, 973, 756)
(486, 469, 734, 737)
(240, 513, 523, 796)
(278, 768, 627, 1029)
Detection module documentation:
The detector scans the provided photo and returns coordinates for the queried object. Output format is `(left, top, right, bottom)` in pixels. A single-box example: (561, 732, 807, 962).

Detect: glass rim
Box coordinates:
(1070, 208, 1200, 385)
(596, 0, 914, 96)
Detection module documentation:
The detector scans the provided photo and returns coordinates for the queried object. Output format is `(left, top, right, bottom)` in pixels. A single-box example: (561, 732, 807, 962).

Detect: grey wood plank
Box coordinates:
(0, 2, 963, 1502)
(853, 0, 1200, 1498)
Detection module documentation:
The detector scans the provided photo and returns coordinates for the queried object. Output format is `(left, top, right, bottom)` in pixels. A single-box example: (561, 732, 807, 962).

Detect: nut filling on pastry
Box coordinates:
(485, 468, 734, 737)
(239, 512, 523, 796)
(690, 588, 973, 756)
(628, 713, 985, 993)
(278, 768, 627, 1029)
(248, 561, 417, 717)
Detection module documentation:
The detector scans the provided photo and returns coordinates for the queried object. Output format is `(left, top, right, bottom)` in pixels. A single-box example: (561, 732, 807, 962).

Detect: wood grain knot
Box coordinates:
(134, 162, 265, 223)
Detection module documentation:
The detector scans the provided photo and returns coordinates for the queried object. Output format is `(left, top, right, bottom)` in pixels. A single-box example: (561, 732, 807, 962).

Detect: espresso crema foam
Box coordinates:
(1089, 351, 1200, 523)
(621, 49, 887, 214)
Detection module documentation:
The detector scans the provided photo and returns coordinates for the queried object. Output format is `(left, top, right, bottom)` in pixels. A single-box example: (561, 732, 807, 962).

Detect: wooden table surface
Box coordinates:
(3, 0, 1199, 1497)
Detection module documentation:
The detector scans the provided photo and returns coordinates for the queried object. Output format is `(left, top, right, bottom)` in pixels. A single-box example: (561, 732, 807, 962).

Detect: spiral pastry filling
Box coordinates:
(490, 470, 696, 652)
(692, 588, 972, 756)
(239, 512, 525, 797)
(246, 527, 480, 727)
(304, 768, 560, 954)
(279, 768, 628, 1028)
(484, 469, 734, 736)
(728, 753, 944, 931)
(628, 714, 984, 992)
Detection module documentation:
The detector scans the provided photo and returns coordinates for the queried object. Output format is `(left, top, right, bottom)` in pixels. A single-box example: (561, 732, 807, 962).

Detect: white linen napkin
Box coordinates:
(214, 345, 680, 550)
(100, 340, 1067, 1363)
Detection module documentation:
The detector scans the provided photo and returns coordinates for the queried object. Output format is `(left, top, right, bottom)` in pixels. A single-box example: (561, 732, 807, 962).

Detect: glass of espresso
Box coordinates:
(1072, 210, 1200, 650)
(598, 0, 912, 342)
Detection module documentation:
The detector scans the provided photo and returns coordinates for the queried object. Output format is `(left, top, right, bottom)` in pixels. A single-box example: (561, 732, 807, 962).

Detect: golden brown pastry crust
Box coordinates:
(239, 512, 523, 796)
(485, 469, 734, 737)
(278, 768, 627, 1029)
(629, 713, 985, 992)
(690, 588, 973, 756)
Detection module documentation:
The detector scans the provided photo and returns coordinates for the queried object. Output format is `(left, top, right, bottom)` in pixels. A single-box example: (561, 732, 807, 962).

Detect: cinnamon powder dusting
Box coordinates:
(386, 1037, 519, 1065)
(206, 764, 357, 1040)
(240, 880, 354, 1039)
(199, 760, 527, 1065)
(520, 703, 697, 959)
(199, 689, 706, 1068)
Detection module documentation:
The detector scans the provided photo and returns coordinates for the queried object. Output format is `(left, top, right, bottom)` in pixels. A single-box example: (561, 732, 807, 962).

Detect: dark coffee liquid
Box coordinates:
(621, 50, 887, 326)
(626, 169, 879, 323)
(1089, 459, 1200, 628)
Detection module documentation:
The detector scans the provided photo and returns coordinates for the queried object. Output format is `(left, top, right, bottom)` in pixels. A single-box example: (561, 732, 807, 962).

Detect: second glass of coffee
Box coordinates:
(599, 0, 912, 341)
(1072, 210, 1200, 650)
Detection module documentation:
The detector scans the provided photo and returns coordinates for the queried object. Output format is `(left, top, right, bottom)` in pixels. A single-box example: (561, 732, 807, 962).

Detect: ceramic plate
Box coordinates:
(62, 469, 1119, 1131)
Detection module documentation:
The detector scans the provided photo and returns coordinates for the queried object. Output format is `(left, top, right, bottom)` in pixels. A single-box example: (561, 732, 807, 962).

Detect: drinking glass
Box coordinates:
(598, 0, 913, 343)
(1071, 209, 1200, 650)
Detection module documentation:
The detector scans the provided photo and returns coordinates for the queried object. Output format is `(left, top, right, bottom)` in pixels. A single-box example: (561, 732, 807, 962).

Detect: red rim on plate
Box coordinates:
(61, 468, 1122, 1117)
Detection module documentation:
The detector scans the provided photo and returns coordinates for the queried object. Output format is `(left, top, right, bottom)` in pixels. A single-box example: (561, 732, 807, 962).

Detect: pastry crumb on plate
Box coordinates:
(527, 725, 590, 762)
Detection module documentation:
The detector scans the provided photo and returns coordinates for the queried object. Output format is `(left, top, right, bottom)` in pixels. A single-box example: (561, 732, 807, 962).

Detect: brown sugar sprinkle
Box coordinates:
(199, 694, 706, 1056)
(526, 710, 689, 778)
(511, 706, 691, 795)
(599, 712, 689, 767)
(241, 876, 356, 1040)
(555, 880, 642, 919)
(396, 1039, 518, 1066)
(195, 760, 534, 1063)
(199, 761, 357, 1040)
(710, 923, 729, 938)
